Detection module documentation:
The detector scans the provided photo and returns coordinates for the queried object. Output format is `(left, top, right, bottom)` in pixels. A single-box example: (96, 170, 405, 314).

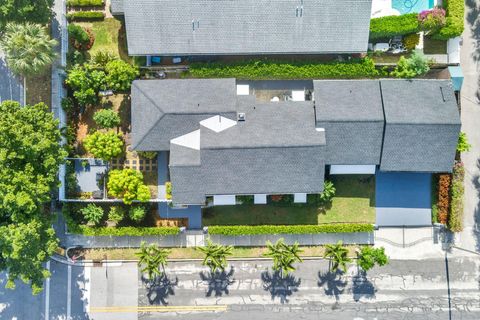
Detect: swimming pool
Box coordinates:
(392, 0, 435, 14)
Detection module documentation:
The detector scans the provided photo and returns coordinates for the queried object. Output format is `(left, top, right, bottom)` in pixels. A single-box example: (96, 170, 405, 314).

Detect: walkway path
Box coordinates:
(455, 0, 480, 252)
(0, 50, 24, 105)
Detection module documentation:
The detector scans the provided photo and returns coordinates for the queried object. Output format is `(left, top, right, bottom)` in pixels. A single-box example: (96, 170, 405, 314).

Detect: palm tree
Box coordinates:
(136, 242, 171, 281)
(0, 22, 57, 100)
(263, 238, 303, 278)
(324, 241, 352, 273)
(197, 239, 233, 273)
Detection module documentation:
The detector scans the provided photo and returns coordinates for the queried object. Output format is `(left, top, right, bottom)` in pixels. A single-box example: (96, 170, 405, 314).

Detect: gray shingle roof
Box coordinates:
(170, 146, 326, 205)
(314, 80, 384, 165)
(110, 0, 124, 15)
(131, 79, 237, 151)
(380, 80, 461, 172)
(201, 99, 324, 149)
(122, 0, 372, 55)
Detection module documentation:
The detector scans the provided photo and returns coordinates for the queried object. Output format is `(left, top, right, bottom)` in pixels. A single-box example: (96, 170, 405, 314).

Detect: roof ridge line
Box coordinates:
(131, 82, 166, 149)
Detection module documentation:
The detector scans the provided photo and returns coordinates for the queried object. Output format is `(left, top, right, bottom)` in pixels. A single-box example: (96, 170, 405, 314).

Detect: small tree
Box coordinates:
(136, 242, 171, 281)
(391, 51, 430, 78)
(80, 204, 104, 225)
(197, 239, 234, 273)
(356, 246, 389, 272)
(107, 169, 151, 204)
(105, 60, 139, 91)
(457, 132, 471, 153)
(320, 180, 336, 203)
(324, 241, 351, 273)
(129, 206, 147, 222)
(263, 238, 303, 278)
(108, 206, 125, 223)
(65, 64, 106, 106)
(0, 22, 57, 79)
(83, 131, 124, 161)
(0, 0, 54, 31)
(93, 109, 121, 129)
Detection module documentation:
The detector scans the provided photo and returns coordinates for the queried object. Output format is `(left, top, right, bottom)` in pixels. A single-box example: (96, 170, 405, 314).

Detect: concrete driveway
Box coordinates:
(0, 50, 24, 104)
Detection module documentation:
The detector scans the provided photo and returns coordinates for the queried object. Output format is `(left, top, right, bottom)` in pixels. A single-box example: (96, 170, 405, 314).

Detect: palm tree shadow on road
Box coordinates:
(199, 267, 236, 297)
(261, 270, 301, 304)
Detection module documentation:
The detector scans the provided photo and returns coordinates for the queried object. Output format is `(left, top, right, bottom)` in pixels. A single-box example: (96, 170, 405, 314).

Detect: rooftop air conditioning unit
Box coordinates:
(237, 113, 246, 121)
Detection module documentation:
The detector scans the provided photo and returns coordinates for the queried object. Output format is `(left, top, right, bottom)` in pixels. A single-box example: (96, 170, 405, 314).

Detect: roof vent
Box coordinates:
(237, 113, 246, 121)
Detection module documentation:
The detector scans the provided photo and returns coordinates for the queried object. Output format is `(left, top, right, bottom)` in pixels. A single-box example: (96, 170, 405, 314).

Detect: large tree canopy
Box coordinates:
(0, 100, 66, 293)
(0, 0, 54, 31)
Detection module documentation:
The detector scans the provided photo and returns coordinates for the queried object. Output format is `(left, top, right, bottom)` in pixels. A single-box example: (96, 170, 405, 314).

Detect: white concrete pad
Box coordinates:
(294, 193, 307, 203)
(236, 84, 250, 95)
(254, 194, 267, 204)
(376, 207, 432, 226)
(213, 195, 236, 205)
(291, 90, 305, 101)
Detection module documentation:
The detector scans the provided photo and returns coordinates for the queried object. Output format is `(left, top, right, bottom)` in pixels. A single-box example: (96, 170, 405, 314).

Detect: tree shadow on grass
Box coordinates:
(142, 274, 178, 306)
(261, 271, 301, 304)
(199, 267, 236, 297)
(317, 270, 347, 302)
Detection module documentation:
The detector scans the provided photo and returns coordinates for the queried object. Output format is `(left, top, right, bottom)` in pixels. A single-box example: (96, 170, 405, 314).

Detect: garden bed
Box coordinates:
(423, 37, 448, 54)
(26, 72, 52, 107)
(203, 175, 375, 226)
(63, 202, 186, 236)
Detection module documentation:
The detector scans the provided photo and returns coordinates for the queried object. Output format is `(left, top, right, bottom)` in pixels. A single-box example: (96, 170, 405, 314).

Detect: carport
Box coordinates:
(376, 172, 432, 226)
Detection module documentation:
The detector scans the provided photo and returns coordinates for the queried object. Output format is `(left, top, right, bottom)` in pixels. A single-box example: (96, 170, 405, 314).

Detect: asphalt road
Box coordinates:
(0, 50, 24, 104)
(0, 254, 479, 320)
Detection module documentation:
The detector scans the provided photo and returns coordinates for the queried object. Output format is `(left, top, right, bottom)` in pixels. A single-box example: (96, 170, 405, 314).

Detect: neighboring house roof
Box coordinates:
(119, 0, 372, 55)
(314, 80, 384, 165)
(380, 80, 461, 172)
(131, 79, 237, 151)
(110, 0, 124, 15)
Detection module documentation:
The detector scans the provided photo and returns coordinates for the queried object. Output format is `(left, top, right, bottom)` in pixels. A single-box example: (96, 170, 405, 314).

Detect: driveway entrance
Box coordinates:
(376, 172, 432, 226)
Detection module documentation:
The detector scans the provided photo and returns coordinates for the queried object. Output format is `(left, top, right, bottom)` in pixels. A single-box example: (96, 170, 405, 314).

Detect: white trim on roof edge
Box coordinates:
(330, 165, 376, 175)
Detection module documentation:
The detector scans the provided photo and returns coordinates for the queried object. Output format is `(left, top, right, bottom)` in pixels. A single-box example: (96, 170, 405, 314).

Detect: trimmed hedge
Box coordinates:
(448, 162, 464, 232)
(207, 224, 374, 236)
(186, 58, 379, 80)
(67, 11, 105, 21)
(67, 0, 104, 6)
(432, 0, 464, 40)
(71, 225, 179, 236)
(369, 13, 419, 40)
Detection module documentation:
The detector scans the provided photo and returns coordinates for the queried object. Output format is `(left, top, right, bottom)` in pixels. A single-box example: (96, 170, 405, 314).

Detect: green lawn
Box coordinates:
(76, 18, 144, 65)
(203, 175, 375, 225)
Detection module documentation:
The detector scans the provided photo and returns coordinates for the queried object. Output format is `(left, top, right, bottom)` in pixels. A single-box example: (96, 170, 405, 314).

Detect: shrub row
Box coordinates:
(448, 162, 464, 232)
(369, 13, 419, 40)
(432, 0, 464, 40)
(186, 58, 379, 80)
(437, 174, 451, 224)
(207, 224, 374, 236)
(67, 0, 104, 7)
(67, 11, 105, 21)
(71, 225, 179, 236)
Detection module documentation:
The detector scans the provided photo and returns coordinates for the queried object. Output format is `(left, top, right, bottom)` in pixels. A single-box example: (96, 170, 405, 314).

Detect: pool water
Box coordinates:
(392, 0, 435, 14)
